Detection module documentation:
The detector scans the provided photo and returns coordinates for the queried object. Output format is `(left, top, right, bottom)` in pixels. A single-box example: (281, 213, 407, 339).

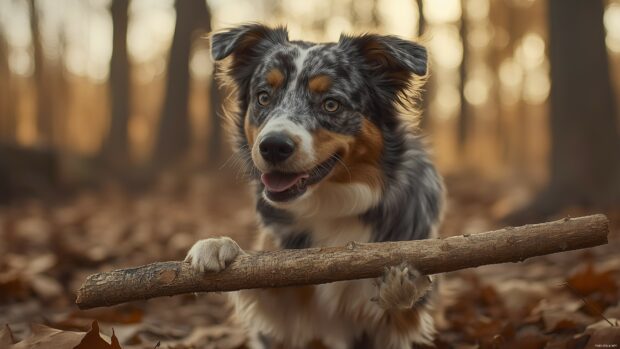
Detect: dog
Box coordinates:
(185, 24, 445, 349)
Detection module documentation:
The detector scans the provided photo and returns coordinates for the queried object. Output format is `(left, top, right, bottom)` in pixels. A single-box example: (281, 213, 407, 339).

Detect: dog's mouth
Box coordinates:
(260, 155, 339, 202)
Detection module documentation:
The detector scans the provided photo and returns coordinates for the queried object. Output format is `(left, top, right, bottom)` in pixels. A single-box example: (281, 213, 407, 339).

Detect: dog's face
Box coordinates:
(212, 24, 427, 204)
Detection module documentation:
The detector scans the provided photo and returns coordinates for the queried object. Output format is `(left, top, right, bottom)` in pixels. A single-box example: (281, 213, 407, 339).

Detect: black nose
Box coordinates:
(259, 133, 295, 164)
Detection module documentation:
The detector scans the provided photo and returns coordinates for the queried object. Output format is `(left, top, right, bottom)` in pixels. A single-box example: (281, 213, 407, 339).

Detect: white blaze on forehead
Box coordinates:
(292, 45, 323, 81)
(258, 117, 315, 163)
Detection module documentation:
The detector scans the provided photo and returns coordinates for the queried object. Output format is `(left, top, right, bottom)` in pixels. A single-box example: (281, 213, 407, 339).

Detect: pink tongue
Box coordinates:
(261, 172, 309, 192)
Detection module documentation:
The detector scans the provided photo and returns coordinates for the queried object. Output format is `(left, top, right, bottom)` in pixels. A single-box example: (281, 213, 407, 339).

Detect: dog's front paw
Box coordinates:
(185, 237, 243, 272)
(373, 263, 432, 310)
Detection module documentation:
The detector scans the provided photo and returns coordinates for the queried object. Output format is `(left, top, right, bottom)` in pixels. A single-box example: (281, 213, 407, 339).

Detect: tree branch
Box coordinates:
(76, 214, 609, 309)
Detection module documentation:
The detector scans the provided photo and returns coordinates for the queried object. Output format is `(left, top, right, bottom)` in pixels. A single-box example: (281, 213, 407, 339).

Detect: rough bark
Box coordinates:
(76, 214, 609, 309)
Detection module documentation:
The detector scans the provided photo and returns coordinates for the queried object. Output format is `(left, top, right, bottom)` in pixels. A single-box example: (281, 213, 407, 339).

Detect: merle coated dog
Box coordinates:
(186, 24, 444, 349)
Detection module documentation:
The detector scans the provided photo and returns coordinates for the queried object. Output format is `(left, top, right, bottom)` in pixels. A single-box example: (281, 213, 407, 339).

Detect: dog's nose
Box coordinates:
(259, 133, 295, 164)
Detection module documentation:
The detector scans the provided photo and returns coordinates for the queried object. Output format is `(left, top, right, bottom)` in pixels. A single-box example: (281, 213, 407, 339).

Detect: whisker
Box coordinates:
(333, 155, 352, 183)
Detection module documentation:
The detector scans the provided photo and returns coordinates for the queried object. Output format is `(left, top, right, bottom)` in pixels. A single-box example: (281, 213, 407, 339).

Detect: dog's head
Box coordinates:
(212, 24, 427, 204)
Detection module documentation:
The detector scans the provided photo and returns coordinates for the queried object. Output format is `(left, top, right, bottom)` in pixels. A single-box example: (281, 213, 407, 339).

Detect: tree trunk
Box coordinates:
(28, 0, 53, 145)
(151, 0, 209, 170)
(506, 0, 620, 223)
(100, 0, 131, 173)
(204, 5, 223, 167)
(206, 74, 223, 165)
(416, 0, 431, 129)
(457, 0, 469, 151)
(0, 28, 14, 141)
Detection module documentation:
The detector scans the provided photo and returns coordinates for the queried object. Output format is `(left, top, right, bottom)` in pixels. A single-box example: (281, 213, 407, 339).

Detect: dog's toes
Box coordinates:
(185, 237, 243, 273)
(374, 263, 432, 310)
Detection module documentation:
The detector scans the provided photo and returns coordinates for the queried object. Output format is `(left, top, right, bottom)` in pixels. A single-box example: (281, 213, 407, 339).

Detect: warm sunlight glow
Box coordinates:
(434, 84, 460, 118)
(466, 0, 490, 21)
(604, 2, 620, 53)
(378, 0, 418, 38)
(128, 0, 175, 64)
(190, 48, 213, 81)
(326, 16, 353, 40)
(429, 26, 463, 69)
(9, 48, 33, 77)
(468, 25, 491, 49)
(499, 58, 523, 105)
(425, 0, 461, 24)
(465, 67, 491, 106)
(523, 68, 550, 105)
(516, 32, 545, 70)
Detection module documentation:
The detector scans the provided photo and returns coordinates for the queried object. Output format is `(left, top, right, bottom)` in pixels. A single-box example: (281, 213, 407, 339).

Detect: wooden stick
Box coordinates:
(76, 214, 609, 309)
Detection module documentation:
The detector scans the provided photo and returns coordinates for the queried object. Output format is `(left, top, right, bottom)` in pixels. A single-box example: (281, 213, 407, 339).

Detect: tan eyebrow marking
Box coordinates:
(308, 74, 332, 93)
(266, 68, 285, 88)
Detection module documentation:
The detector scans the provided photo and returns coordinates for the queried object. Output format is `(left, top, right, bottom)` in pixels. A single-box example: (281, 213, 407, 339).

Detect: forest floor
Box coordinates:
(0, 172, 619, 349)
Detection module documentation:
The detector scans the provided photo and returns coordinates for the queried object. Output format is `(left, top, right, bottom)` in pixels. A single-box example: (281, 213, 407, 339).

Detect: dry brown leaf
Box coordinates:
(567, 263, 618, 297)
(0, 325, 16, 346)
(10, 324, 83, 349)
(542, 309, 593, 333)
(585, 326, 620, 349)
(74, 321, 123, 349)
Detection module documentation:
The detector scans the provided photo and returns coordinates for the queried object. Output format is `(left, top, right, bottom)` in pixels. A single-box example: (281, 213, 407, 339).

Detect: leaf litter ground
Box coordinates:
(0, 173, 619, 349)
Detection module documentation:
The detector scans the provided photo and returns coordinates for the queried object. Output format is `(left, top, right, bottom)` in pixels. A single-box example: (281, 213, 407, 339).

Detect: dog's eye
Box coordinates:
(323, 99, 340, 113)
(257, 92, 271, 106)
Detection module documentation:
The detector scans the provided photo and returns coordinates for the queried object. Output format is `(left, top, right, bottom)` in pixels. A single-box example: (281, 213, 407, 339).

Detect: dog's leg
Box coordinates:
(373, 262, 432, 310)
(185, 237, 243, 272)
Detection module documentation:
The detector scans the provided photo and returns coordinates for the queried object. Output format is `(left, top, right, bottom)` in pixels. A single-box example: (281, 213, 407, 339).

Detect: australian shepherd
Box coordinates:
(186, 24, 445, 349)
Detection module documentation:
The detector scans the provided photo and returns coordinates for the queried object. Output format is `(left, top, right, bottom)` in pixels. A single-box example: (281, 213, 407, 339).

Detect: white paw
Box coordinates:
(185, 237, 243, 272)
(373, 263, 432, 310)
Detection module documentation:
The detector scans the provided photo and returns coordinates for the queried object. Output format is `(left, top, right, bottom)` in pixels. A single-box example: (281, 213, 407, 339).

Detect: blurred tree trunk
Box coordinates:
(151, 0, 210, 170)
(205, 5, 223, 167)
(506, 0, 620, 223)
(28, 0, 54, 145)
(457, 1, 469, 152)
(0, 29, 15, 141)
(416, 0, 431, 129)
(100, 0, 131, 173)
(206, 74, 223, 166)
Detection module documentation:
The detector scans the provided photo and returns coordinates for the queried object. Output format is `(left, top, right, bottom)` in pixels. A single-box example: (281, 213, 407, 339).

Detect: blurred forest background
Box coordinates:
(1, 0, 620, 348)
(0, 0, 619, 217)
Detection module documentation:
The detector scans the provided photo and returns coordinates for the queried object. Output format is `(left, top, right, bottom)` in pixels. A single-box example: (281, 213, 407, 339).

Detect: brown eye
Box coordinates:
(257, 91, 271, 106)
(323, 99, 340, 113)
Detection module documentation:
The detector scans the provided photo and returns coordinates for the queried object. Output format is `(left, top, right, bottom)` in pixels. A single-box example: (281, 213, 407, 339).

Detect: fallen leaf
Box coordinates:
(74, 321, 122, 349)
(10, 324, 83, 349)
(542, 309, 593, 333)
(0, 325, 16, 346)
(567, 264, 618, 297)
(585, 326, 620, 349)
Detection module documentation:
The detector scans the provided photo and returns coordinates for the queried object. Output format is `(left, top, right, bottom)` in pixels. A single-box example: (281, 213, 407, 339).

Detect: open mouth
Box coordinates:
(260, 155, 339, 202)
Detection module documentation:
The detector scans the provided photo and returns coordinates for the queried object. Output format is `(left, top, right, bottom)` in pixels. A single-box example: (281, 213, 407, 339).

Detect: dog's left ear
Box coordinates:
(339, 34, 427, 89)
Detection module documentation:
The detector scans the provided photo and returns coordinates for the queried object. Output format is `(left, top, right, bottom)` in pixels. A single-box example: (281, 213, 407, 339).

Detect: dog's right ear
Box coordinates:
(210, 24, 288, 89)
(210, 24, 288, 61)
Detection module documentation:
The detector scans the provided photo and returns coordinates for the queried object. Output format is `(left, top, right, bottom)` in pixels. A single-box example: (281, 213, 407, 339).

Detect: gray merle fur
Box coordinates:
(211, 23, 443, 245)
